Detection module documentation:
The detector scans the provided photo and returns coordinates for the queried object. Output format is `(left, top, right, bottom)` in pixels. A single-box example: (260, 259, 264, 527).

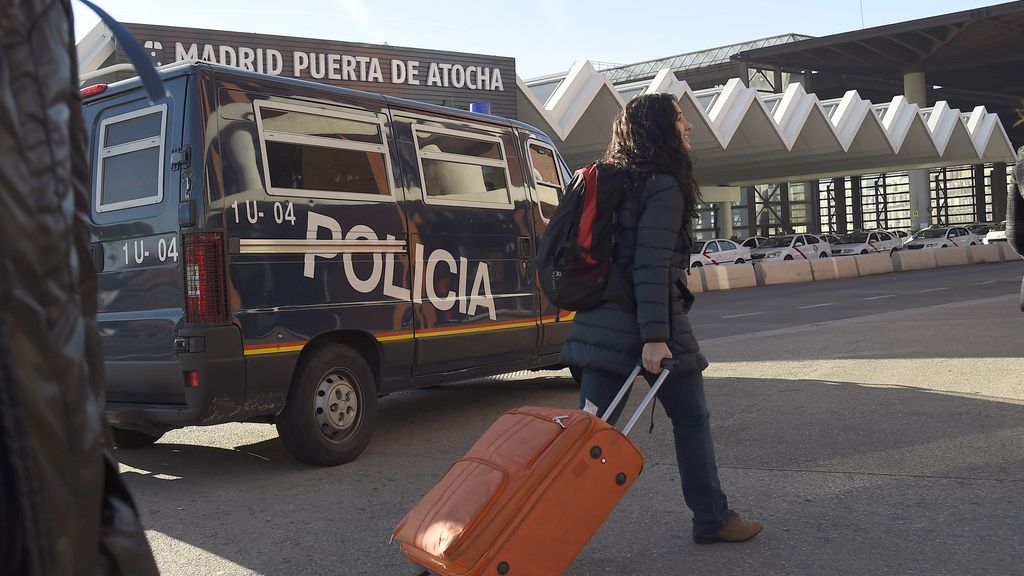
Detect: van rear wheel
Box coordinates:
(112, 427, 164, 449)
(277, 345, 377, 466)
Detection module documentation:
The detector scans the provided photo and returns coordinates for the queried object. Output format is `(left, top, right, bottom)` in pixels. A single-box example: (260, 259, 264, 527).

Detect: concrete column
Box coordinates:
(809, 179, 822, 233)
(850, 176, 863, 230)
(904, 72, 927, 106)
(973, 165, 987, 222)
(991, 162, 1008, 222)
(718, 202, 733, 239)
(780, 183, 791, 233)
(905, 71, 930, 230)
(832, 177, 848, 233)
(701, 186, 742, 238)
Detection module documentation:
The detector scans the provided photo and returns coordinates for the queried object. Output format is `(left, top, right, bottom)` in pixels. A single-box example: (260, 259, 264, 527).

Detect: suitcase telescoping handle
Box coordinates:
(601, 359, 678, 436)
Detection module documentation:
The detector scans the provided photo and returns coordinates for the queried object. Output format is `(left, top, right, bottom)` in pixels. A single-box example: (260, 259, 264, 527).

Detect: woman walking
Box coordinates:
(560, 93, 762, 544)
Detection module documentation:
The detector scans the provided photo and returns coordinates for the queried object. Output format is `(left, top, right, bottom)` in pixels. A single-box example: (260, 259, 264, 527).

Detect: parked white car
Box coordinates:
(750, 234, 831, 262)
(830, 230, 902, 256)
(740, 236, 770, 249)
(983, 221, 1007, 245)
(967, 222, 995, 237)
(821, 233, 846, 246)
(902, 226, 981, 249)
(891, 230, 913, 245)
(690, 238, 751, 267)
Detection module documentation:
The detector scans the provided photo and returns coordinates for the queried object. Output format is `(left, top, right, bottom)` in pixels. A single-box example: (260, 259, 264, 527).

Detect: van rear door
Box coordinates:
(87, 77, 188, 404)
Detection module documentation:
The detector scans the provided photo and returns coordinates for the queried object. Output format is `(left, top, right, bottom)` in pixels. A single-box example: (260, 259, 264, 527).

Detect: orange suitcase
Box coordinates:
(392, 365, 670, 576)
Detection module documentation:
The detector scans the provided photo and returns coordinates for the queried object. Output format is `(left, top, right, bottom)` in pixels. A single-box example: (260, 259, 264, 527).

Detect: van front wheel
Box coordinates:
(277, 345, 377, 466)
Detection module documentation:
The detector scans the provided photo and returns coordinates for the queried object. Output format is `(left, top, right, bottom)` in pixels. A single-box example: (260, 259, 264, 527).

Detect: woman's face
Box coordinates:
(674, 102, 693, 152)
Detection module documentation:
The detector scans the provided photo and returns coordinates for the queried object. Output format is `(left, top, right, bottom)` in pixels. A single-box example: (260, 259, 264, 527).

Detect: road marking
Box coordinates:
(971, 280, 996, 286)
(919, 287, 949, 293)
(863, 294, 895, 300)
(799, 303, 834, 309)
(722, 312, 764, 319)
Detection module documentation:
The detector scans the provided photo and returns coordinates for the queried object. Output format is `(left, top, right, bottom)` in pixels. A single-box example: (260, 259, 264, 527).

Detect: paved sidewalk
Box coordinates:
(125, 293, 1024, 576)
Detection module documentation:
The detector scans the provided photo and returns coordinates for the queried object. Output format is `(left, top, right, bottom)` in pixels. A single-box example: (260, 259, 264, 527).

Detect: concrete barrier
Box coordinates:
(967, 244, 1002, 264)
(892, 249, 937, 272)
(701, 263, 757, 291)
(854, 253, 895, 277)
(809, 256, 858, 281)
(997, 243, 1023, 261)
(754, 260, 813, 286)
(932, 246, 970, 267)
(683, 268, 704, 294)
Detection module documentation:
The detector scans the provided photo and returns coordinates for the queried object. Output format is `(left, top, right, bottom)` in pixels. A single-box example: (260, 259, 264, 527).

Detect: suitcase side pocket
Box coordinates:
(394, 458, 507, 560)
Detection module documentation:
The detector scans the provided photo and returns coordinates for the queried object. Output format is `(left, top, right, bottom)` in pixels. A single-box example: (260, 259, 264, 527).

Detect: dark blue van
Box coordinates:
(82, 61, 575, 465)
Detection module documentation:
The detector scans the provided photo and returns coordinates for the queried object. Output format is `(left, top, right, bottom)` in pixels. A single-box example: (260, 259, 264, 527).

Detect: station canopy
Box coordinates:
(732, 1, 1024, 108)
(518, 60, 1016, 186)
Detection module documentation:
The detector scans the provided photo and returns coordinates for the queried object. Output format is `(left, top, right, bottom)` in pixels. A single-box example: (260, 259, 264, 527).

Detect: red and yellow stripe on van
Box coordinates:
(242, 310, 576, 356)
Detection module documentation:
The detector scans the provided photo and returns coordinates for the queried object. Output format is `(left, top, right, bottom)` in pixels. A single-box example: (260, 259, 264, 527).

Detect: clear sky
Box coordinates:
(73, 0, 1002, 79)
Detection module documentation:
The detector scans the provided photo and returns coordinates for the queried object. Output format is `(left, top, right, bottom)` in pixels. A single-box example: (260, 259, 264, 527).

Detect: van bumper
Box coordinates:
(106, 324, 246, 430)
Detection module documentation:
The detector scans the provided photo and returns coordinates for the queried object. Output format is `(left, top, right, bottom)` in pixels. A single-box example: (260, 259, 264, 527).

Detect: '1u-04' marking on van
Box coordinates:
(239, 209, 497, 320)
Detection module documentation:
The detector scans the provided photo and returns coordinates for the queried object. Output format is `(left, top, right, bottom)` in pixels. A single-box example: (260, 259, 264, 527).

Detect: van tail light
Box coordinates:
(183, 232, 228, 324)
(80, 84, 108, 98)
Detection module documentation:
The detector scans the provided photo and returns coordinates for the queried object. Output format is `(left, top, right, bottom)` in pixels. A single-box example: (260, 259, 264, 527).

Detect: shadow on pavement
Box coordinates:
(117, 372, 1024, 576)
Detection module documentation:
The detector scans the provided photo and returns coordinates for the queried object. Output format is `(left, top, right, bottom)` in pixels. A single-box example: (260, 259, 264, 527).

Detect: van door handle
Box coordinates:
(518, 237, 531, 259)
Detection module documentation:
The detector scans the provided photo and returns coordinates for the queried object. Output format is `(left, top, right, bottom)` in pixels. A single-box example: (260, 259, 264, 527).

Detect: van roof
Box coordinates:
(83, 60, 555, 145)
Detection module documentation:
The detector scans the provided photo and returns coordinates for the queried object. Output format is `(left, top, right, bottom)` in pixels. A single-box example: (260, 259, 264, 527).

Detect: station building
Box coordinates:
(78, 2, 1024, 240)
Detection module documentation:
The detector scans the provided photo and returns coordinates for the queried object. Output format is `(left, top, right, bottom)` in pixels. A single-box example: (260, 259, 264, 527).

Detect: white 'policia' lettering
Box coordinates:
(303, 211, 496, 320)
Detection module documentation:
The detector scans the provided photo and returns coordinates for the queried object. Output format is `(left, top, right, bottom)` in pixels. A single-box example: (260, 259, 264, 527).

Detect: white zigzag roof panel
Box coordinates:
(520, 61, 1016, 186)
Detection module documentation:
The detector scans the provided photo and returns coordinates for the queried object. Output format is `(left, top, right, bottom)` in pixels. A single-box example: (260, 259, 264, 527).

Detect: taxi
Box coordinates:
(983, 221, 1007, 245)
(690, 238, 752, 267)
(903, 226, 981, 249)
(740, 236, 769, 249)
(749, 234, 831, 261)
(830, 230, 902, 256)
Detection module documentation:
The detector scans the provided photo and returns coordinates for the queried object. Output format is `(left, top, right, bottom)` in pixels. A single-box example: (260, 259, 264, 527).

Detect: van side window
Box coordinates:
(415, 127, 511, 208)
(528, 142, 563, 220)
(95, 104, 167, 212)
(255, 101, 393, 201)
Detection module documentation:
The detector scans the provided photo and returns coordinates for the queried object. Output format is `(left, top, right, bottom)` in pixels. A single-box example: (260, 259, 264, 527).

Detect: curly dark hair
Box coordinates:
(603, 93, 702, 221)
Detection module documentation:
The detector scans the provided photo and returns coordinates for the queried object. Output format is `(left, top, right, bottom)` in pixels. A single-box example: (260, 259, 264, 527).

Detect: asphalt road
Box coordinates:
(688, 260, 1024, 340)
(117, 260, 1024, 576)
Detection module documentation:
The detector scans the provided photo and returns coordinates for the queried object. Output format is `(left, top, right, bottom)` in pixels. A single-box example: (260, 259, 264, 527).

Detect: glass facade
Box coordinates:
(816, 164, 1007, 234)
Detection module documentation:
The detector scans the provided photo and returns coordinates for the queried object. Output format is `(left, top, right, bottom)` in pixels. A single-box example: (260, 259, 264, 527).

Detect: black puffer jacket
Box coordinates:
(1007, 146, 1024, 311)
(0, 1, 158, 574)
(560, 170, 708, 374)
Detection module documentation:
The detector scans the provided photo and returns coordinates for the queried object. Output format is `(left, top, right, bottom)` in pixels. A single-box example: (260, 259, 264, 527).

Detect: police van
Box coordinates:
(82, 61, 575, 465)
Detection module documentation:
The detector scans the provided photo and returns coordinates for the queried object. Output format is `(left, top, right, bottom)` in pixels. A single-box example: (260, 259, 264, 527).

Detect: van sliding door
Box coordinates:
(523, 138, 574, 356)
(393, 114, 539, 376)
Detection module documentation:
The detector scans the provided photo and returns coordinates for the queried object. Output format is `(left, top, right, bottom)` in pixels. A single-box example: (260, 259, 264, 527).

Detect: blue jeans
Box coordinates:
(580, 367, 731, 537)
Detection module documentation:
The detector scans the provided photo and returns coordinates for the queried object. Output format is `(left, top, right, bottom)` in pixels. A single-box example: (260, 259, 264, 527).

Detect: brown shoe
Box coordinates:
(694, 511, 763, 544)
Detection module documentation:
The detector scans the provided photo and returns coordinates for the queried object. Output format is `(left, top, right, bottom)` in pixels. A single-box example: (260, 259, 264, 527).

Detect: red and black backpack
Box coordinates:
(536, 162, 630, 311)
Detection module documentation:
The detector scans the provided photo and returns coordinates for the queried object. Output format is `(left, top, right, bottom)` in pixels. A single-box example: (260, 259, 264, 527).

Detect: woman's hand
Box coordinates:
(641, 342, 672, 374)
